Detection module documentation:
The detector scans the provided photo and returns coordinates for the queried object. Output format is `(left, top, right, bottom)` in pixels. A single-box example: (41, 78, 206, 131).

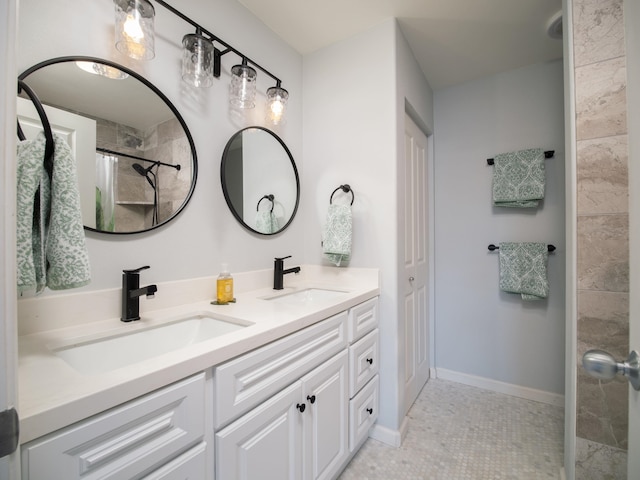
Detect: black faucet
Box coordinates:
(121, 266, 158, 322)
(273, 256, 301, 290)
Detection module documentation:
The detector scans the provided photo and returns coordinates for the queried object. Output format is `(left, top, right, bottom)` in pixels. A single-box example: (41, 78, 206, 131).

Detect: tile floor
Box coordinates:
(339, 378, 564, 480)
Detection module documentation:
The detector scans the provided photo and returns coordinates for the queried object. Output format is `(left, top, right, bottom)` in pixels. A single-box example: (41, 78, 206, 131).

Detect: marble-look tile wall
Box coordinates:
(572, 0, 629, 477)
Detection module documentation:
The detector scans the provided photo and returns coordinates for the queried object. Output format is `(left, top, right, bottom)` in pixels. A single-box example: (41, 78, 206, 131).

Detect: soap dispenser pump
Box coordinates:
(216, 263, 234, 304)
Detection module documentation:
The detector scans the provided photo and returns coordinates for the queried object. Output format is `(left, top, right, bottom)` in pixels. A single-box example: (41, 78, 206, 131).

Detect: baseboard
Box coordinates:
(369, 416, 409, 448)
(435, 368, 564, 407)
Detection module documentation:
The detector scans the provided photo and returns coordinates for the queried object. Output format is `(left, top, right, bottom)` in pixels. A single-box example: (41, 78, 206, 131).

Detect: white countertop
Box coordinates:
(17, 265, 379, 443)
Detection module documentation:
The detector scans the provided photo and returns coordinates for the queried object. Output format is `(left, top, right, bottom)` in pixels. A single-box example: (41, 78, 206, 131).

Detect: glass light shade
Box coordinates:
(266, 86, 289, 125)
(229, 63, 257, 109)
(182, 33, 215, 88)
(114, 0, 155, 60)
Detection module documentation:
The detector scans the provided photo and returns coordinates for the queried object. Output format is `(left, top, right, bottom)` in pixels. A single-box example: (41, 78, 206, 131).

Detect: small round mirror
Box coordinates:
(18, 56, 197, 234)
(221, 127, 299, 235)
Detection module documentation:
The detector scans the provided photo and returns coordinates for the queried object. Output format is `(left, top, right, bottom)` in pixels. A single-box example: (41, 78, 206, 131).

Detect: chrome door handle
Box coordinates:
(582, 349, 640, 391)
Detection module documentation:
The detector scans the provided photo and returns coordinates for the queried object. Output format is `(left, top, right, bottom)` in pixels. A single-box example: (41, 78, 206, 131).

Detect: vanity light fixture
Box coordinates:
(114, 0, 156, 60)
(114, 0, 289, 123)
(229, 58, 257, 109)
(182, 29, 215, 88)
(266, 83, 289, 125)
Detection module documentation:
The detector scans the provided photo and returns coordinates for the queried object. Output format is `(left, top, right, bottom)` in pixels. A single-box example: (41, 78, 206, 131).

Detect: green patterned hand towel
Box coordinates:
(498, 242, 549, 300)
(46, 134, 91, 290)
(322, 204, 352, 267)
(492, 148, 545, 208)
(255, 211, 279, 234)
(16, 132, 48, 295)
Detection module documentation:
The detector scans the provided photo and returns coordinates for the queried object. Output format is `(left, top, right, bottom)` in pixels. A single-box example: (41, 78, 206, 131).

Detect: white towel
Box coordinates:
(322, 204, 352, 266)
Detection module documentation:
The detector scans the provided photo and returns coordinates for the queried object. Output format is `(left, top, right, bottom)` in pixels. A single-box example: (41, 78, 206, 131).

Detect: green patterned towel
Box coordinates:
(46, 134, 91, 290)
(498, 242, 549, 300)
(17, 132, 48, 295)
(255, 211, 279, 234)
(322, 204, 352, 266)
(492, 148, 545, 208)
(16, 133, 91, 295)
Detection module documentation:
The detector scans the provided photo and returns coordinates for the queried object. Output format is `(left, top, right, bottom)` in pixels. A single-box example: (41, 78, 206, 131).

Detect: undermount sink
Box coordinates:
(265, 288, 348, 304)
(50, 312, 250, 375)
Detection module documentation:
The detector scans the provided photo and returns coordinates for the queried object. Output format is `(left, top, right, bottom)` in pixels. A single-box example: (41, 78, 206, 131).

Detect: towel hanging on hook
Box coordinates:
(330, 184, 355, 205)
(17, 79, 55, 180)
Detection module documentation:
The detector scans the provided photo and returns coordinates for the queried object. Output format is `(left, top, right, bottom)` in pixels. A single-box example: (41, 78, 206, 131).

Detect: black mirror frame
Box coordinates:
(18, 55, 198, 235)
(220, 126, 300, 235)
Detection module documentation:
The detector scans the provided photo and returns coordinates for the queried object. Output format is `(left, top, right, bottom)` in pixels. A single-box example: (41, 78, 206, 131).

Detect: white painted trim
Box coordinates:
(560, 467, 567, 480)
(368, 415, 409, 448)
(435, 368, 565, 408)
(0, 0, 19, 477)
(429, 367, 437, 379)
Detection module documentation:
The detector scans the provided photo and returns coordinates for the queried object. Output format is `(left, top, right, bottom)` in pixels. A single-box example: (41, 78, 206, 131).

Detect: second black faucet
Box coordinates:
(273, 256, 301, 290)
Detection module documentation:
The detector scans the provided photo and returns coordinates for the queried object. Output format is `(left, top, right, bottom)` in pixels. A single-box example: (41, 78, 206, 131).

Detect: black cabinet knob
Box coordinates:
(307, 395, 316, 404)
(296, 403, 306, 413)
(366, 358, 373, 365)
(367, 408, 373, 415)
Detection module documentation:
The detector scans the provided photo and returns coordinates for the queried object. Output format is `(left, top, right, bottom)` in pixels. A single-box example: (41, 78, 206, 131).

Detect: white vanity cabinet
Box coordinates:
(347, 297, 379, 452)
(214, 297, 379, 480)
(21, 373, 208, 480)
(216, 350, 348, 480)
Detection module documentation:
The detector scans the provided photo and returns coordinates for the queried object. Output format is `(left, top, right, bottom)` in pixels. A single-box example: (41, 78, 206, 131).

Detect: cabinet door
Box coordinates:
(141, 442, 206, 479)
(216, 382, 303, 480)
(302, 351, 349, 480)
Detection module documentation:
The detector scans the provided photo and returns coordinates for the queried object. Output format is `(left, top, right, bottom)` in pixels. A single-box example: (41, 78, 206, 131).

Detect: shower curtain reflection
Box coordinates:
(95, 152, 117, 232)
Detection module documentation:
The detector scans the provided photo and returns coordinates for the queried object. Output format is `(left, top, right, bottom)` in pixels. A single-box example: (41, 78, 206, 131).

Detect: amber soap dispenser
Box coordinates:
(216, 263, 234, 304)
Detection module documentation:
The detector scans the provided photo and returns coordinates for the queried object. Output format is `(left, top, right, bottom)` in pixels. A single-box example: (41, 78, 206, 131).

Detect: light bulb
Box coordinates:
(123, 13, 144, 41)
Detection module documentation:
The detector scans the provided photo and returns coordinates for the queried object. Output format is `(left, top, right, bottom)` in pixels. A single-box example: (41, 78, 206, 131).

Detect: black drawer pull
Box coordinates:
(366, 358, 373, 365)
(296, 403, 306, 413)
(367, 408, 373, 415)
(307, 395, 316, 404)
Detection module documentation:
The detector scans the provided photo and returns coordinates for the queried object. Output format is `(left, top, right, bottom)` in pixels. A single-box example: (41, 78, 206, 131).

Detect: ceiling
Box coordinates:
(236, 0, 564, 90)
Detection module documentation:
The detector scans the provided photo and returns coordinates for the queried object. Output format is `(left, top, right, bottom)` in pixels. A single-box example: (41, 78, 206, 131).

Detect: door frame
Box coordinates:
(0, 0, 20, 478)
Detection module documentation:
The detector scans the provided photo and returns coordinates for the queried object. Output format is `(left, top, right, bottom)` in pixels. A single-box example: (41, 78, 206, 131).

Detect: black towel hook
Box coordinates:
(257, 194, 275, 212)
(488, 244, 556, 252)
(330, 184, 354, 205)
(17, 79, 55, 180)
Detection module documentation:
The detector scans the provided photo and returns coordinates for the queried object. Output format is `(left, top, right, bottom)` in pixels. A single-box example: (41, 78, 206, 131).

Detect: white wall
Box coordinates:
(302, 19, 434, 434)
(434, 60, 566, 395)
(17, 0, 304, 291)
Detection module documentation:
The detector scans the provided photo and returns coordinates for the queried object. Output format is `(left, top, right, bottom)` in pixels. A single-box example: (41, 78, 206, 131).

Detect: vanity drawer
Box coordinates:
(214, 311, 348, 428)
(22, 373, 206, 480)
(349, 329, 379, 397)
(348, 297, 378, 343)
(142, 442, 207, 479)
(349, 375, 379, 452)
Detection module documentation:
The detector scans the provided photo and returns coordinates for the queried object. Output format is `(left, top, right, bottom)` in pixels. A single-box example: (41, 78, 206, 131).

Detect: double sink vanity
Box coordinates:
(17, 265, 380, 479)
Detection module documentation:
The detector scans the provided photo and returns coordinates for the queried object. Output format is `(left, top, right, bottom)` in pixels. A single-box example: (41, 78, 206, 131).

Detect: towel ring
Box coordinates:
(488, 244, 556, 252)
(330, 184, 355, 205)
(257, 194, 275, 212)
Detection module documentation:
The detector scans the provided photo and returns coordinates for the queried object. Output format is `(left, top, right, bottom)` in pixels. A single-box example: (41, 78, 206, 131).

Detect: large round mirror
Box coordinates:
(18, 56, 197, 234)
(221, 127, 299, 235)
